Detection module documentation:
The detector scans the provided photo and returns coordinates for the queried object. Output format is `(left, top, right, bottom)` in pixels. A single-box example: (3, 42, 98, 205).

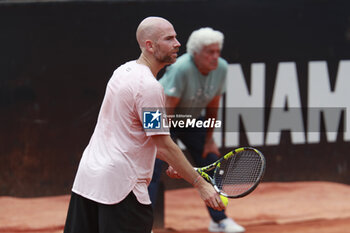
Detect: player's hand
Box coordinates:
(194, 177, 226, 211)
(166, 166, 182, 179)
(202, 138, 220, 158)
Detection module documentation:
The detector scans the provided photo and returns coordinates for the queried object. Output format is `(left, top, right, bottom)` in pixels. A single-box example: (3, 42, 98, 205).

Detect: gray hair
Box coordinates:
(186, 27, 224, 56)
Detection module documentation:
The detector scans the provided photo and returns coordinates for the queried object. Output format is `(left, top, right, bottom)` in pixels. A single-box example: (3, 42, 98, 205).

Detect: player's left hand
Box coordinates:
(166, 166, 182, 179)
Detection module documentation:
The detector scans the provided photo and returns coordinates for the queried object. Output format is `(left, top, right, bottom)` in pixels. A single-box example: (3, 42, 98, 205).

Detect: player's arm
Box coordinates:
(203, 95, 221, 157)
(151, 134, 225, 211)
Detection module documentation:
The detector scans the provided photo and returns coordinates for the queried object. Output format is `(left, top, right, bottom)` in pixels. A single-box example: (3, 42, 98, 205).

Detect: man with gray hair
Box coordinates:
(149, 27, 245, 233)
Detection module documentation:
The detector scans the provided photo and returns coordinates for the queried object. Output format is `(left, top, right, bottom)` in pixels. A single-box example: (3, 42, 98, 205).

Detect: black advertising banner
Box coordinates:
(0, 0, 349, 196)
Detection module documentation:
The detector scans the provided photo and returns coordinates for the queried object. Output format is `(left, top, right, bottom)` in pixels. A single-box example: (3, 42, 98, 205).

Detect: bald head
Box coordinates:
(136, 16, 173, 50)
(135, 16, 180, 72)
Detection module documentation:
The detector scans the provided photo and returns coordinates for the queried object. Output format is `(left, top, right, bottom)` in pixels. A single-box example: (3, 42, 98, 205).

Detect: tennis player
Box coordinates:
(63, 17, 225, 233)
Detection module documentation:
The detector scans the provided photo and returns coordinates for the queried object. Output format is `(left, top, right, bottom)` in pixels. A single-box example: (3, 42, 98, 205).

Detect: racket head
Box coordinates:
(213, 147, 266, 198)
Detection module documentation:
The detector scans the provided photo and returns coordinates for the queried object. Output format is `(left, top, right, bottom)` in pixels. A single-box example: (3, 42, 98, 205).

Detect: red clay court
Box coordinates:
(1, 181, 350, 233)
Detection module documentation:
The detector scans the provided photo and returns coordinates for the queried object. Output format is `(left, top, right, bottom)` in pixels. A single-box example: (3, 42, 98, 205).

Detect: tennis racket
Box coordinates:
(195, 147, 266, 198)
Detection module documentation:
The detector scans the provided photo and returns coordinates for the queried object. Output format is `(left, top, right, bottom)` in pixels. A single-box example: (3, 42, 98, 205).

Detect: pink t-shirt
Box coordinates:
(72, 61, 169, 205)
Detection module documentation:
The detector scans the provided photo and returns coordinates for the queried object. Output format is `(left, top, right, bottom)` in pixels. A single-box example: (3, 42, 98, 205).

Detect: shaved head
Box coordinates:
(136, 16, 173, 50)
(135, 16, 180, 75)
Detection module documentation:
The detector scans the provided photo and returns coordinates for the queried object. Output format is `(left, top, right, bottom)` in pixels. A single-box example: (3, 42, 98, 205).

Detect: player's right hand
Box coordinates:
(194, 176, 226, 211)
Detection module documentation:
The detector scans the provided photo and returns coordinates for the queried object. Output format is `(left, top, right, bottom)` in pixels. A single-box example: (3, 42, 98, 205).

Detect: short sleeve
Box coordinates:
(136, 79, 170, 136)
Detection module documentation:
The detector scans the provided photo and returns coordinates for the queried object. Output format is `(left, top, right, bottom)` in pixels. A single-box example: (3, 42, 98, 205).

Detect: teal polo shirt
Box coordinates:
(159, 53, 227, 118)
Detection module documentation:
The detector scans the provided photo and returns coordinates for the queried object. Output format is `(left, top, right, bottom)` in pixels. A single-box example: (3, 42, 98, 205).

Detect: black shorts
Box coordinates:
(64, 192, 153, 233)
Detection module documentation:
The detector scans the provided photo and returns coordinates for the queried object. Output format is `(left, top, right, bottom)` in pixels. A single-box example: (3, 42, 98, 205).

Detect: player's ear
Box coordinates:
(145, 40, 154, 53)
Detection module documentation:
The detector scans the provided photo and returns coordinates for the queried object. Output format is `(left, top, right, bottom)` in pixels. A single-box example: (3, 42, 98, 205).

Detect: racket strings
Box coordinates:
(215, 150, 264, 196)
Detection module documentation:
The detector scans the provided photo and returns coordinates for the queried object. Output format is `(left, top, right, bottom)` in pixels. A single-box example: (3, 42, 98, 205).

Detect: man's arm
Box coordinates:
(202, 95, 221, 157)
(151, 134, 225, 211)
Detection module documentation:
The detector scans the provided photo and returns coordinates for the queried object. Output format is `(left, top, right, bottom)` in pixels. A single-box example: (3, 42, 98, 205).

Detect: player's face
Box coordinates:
(154, 25, 181, 64)
(194, 43, 221, 75)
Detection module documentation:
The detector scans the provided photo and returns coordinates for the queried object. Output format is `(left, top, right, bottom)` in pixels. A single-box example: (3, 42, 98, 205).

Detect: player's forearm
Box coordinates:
(158, 140, 199, 185)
